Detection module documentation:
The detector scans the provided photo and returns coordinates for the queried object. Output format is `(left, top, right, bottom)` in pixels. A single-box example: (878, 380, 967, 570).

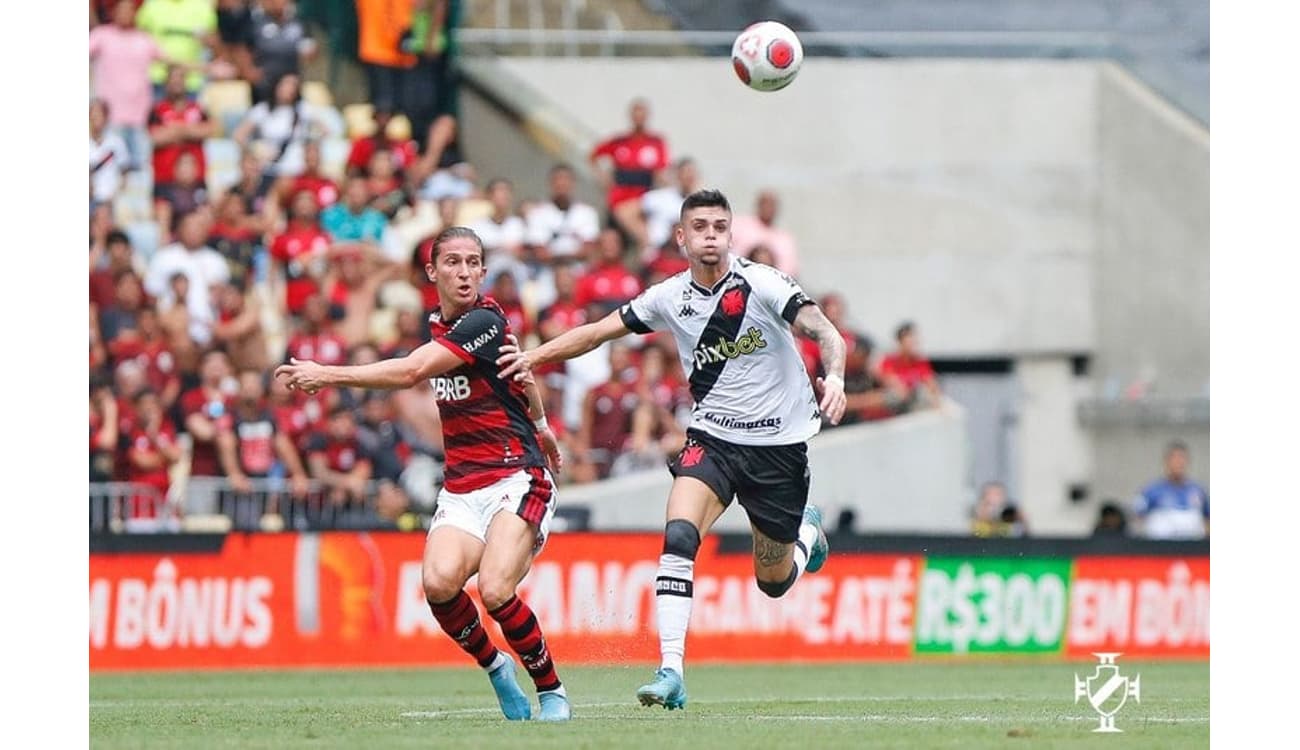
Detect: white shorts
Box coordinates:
(428, 468, 558, 554)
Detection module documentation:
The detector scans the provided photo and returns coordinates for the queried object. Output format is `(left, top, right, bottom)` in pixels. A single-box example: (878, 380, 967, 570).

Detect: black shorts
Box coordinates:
(668, 429, 810, 543)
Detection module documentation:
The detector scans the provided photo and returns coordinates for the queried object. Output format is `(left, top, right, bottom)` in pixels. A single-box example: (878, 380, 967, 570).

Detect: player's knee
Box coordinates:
(422, 567, 463, 606)
(755, 568, 797, 599)
(476, 574, 518, 612)
(662, 519, 701, 561)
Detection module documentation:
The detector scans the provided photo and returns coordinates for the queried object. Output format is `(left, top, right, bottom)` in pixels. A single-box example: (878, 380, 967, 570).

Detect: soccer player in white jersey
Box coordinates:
(497, 189, 847, 710)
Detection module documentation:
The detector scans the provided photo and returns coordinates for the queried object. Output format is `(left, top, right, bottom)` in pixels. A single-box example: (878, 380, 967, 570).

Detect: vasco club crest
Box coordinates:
(1074, 653, 1141, 732)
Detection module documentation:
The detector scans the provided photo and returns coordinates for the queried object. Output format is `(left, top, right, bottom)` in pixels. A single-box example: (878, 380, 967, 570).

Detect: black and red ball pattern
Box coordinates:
(767, 39, 796, 69)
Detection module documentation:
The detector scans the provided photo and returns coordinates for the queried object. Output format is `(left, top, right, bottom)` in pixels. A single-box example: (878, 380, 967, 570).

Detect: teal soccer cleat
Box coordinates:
(487, 655, 532, 720)
(636, 668, 687, 710)
(537, 689, 572, 721)
(803, 504, 830, 574)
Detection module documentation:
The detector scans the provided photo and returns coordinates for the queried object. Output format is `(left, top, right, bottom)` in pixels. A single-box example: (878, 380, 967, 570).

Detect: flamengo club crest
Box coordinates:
(1074, 653, 1141, 733)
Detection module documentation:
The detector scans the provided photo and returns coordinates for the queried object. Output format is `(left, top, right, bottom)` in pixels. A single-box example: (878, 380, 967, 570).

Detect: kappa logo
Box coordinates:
(677, 304, 697, 318)
(1074, 653, 1141, 733)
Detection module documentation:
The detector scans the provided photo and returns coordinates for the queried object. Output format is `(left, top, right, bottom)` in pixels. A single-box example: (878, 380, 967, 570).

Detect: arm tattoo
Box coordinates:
(795, 307, 846, 380)
(754, 535, 789, 567)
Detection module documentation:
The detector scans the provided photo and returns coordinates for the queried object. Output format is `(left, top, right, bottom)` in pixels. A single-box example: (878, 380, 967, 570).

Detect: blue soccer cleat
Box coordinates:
(803, 504, 830, 574)
(537, 689, 572, 721)
(636, 667, 687, 710)
(487, 655, 532, 720)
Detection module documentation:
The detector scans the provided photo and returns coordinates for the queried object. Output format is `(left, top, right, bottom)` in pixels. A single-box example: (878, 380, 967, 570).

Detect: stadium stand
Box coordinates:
(87, 2, 959, 534)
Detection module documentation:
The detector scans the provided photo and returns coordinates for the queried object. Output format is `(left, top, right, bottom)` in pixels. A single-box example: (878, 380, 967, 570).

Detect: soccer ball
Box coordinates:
(731, 21, 804, 92)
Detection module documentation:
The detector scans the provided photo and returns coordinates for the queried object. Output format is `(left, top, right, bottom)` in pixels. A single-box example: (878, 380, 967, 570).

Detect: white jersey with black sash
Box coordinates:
(619, 254, 822, 446)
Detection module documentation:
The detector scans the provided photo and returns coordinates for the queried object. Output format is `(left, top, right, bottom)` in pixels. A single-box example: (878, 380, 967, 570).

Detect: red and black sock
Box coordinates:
(428, 590, 501, 669)
(488, 595, 562, 692)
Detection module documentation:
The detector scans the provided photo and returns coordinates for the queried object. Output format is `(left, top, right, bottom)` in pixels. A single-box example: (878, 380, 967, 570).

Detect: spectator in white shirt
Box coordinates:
(145, 211, 231, 346)
(231, 72, 329, 182)
(471, 178, 530, 292)
(525, 163, 601, 262)
(640, 157, 700, 256)
(90, 100, 131, 209)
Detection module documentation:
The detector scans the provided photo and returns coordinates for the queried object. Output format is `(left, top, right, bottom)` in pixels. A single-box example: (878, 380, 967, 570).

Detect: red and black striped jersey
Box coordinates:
(430, 296, 545, 492)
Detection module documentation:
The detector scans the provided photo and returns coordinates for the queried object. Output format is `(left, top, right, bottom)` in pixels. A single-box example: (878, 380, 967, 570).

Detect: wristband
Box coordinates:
(533, 416, 549, 431)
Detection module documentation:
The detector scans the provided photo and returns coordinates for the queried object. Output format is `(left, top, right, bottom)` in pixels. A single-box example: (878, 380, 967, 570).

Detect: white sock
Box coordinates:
(539, 684, 567, 697)
(485, 650, 509, 673)
(655, 552, 695, 675)
(792, 521, 820, 579)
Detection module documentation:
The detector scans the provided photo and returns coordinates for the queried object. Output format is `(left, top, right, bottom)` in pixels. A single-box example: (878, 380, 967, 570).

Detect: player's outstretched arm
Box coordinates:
(274, 340, 466, 394)
(792, 304, 848, 425)
(496, 311, 631, 381)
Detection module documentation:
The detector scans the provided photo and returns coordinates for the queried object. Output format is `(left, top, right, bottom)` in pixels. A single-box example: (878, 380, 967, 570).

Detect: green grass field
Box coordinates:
(90, 661, 1208, 749)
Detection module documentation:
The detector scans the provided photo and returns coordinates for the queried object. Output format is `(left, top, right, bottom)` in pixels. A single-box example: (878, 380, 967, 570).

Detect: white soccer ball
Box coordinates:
(731, 21, 804, 92)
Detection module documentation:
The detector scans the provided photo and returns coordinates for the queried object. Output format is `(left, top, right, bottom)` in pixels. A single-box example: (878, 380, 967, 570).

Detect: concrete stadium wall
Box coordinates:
(457, 57, 1209, 535)
(558, 406, 972, 535)
(486, 57, 1099, 358)
(1093, 63, 1210, 397)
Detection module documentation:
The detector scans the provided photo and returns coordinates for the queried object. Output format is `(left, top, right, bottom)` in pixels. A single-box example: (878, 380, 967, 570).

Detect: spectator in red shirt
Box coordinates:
(537, 263, 586, 344)
(268, 367, 328, 454)
(148, 64, 214, 189)
(573, 343, 641, 482)
(879, 321, 942, 409)
(643, 232, 690, 285)
(574, 227, 643, 317)
(306, 403, 373, 506)
(346, 109, 419, 178)
(286, 292, 349, 367)
(178, 349, 236, 479)
(111, 306, 183, 412)
(124, 388, 182, 519)
(217, 369, 311, 498)
(589, 98, 669, 251)
(270, 190, 332, 317)
(271, 140, 340, 218)
(90, 231, 138, 310)
(489, 271, 532, 343)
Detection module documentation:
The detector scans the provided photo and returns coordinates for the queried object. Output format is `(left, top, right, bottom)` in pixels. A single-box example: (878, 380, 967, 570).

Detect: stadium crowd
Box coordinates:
(89, 0, 942, 531)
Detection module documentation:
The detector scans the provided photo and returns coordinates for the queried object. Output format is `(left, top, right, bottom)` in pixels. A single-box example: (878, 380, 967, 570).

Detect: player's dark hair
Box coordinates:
(679, 189, 730, 221)
(549, 162, 574, 177)
(106, 230, 131, 248)
(422, 226, 485, 265)
(1166, 439, 1189, 457)
(895, 321, 916, 342)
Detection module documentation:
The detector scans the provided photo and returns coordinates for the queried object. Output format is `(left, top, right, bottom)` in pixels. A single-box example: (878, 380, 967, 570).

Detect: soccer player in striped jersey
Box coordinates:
(274, 227, 571, 721)
(497, 189, 847, 711)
